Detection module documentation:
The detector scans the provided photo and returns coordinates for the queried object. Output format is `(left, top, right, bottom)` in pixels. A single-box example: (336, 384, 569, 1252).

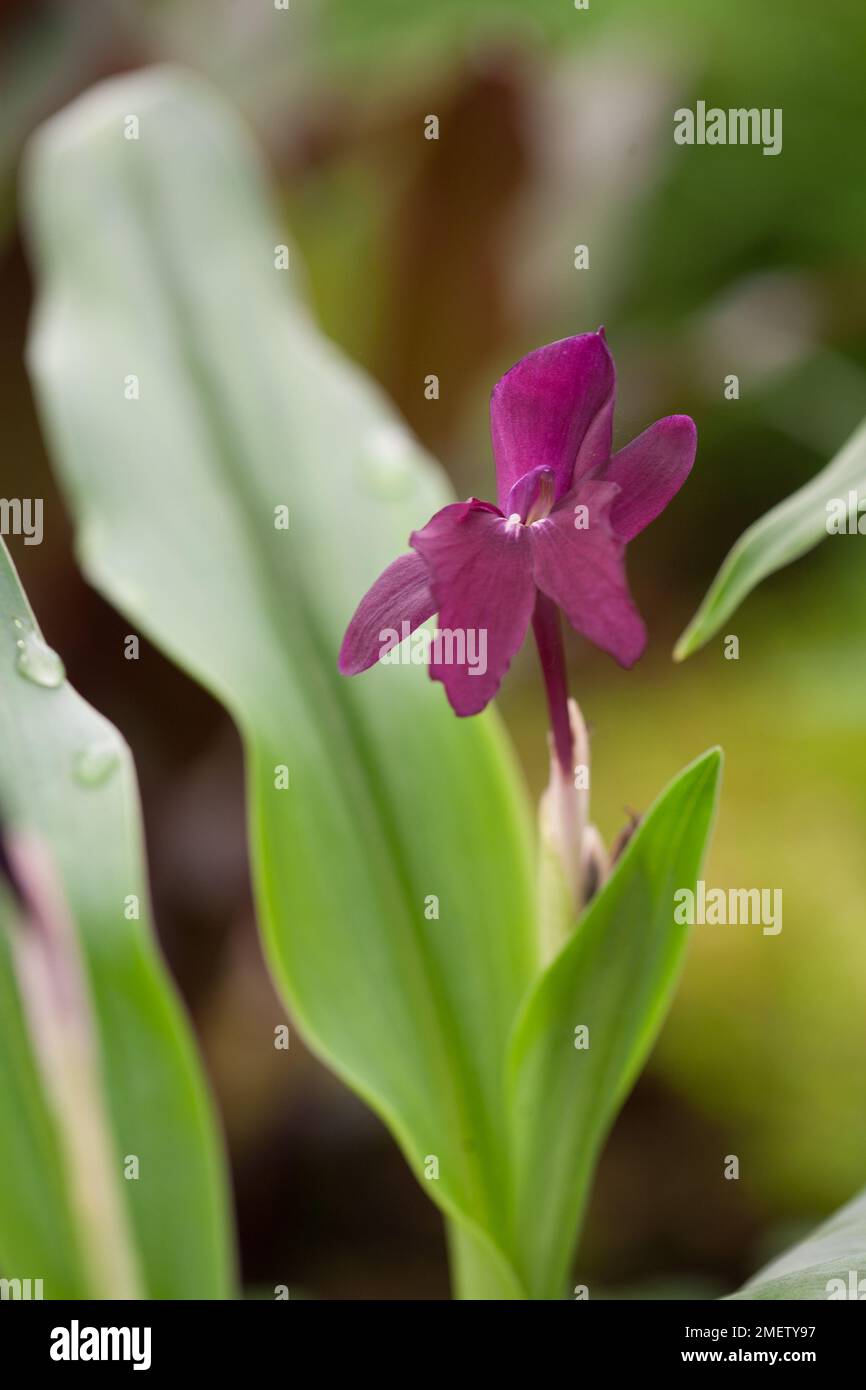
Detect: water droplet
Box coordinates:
(73, 740, 120, 787)
(360, 423, 417, 499)
(14, 624, 65, 688)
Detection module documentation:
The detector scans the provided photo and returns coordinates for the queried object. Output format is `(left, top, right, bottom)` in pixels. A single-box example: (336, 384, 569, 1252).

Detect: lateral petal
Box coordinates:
(338, 550, 436, 675)
(602, 414, 697, 541)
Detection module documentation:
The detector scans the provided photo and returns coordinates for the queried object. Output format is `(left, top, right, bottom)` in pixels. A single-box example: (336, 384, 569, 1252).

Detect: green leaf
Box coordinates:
(23, 67, 537, 1281)
(0, 540, 233, 1298)
(507, 748, 722, 1300)
(674, 417, 866, 660)
(729, 1187, 866, 1300)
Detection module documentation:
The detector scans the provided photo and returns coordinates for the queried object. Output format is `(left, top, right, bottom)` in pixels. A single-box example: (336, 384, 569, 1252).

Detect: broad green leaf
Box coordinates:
(675, 417, 866, 660)
(0, 540, 233, 1298)
(507, 748, 722, 1300)
(23, 67, 536, 1280)
(729, 1187, 866, 1300)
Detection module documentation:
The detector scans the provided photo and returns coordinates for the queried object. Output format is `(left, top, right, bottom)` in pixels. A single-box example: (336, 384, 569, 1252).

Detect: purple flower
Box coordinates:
(339, 330, 695, 773)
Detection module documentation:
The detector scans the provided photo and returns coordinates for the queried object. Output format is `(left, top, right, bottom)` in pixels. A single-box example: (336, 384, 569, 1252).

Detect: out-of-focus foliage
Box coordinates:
(554, 557, 866, 1222)
(0, 540, 233, 1298)
(676, 417, 866, 658)
(729, 1187, 866, 1300)
(23, 66, 537, 1294)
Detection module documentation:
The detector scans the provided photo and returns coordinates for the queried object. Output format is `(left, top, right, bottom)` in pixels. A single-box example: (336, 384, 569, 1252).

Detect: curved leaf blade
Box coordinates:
(674, 417, 866, 660)
(729, 1188, 866, 1300)
(0, 540, 234, 1298)
(507, 749, 722, 1300)
(23, 67, 537, 1272)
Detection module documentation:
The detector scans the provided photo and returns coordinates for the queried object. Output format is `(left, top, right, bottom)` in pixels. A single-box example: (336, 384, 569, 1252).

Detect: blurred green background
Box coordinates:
(2, 0, 866, 1298)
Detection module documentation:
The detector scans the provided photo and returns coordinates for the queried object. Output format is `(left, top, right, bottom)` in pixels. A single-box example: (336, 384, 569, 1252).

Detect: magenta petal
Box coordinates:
(506, 465, 556, 524)
(410, 502, 535, 715)
(602, 414, 697, 541)
(490, 331, 615, 510)
(529, 481, 646, 668)
(338, 550, 435, 675)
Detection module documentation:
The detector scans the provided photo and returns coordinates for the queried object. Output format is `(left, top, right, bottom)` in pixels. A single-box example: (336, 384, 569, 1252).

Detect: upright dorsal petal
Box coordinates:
(490, 331, 615, 510)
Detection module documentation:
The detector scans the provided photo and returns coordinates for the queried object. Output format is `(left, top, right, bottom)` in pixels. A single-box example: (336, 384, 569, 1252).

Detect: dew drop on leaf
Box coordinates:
(73, 740, 120, 787)
(360, 423, 416, 499)
(13, 624, 65, 688)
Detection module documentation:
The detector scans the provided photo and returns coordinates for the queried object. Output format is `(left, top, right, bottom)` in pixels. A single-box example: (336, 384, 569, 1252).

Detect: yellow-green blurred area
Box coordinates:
(2, 0, 866, 1297)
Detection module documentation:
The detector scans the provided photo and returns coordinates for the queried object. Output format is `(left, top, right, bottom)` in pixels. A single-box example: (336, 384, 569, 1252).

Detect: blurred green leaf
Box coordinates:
(675, 418, 866, 660)
(23, 67, 536, 1289)
(0, 540, 233, 1298)
(729, 1187, 866, 1300)
(507, 748, 722, 1299)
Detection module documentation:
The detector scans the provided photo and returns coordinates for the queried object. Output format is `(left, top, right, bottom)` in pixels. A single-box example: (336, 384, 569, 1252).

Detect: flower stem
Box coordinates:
(533, 594, 593, 928)
(532, 592, 574, 776)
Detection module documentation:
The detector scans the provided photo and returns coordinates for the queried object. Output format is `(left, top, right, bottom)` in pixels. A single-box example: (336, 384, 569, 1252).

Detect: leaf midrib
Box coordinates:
(104, 117, 513, 1242)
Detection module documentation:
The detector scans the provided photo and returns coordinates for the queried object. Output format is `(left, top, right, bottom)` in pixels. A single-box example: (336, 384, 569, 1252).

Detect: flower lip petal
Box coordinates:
(530, 479, 646, 668)
(410, 501, 536, 715)
(490, 330, 616, 509)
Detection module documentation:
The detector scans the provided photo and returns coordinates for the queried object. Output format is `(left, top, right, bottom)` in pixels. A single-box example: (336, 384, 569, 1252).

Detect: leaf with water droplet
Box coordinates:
(14, 626, 65, 689)
(1, 535, 233, 1297)
(73, 740, 120, 788)
(360, 424, 418, 500)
